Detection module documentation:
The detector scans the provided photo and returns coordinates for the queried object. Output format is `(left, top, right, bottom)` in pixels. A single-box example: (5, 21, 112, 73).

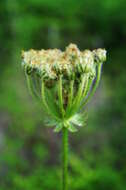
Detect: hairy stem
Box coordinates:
(62, 127, 68, 190)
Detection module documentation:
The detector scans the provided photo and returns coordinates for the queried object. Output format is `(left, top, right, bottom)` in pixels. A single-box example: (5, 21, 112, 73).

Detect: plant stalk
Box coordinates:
(62, 127, 68, 190)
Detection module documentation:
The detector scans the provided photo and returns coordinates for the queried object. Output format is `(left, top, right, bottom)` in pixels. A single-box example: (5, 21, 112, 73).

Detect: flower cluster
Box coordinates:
(22, 44, 106, 81)
(22, 44, 106, 132)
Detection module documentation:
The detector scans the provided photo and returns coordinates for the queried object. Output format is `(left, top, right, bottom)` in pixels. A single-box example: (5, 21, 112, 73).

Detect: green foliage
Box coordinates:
(69, 154, 124, 190)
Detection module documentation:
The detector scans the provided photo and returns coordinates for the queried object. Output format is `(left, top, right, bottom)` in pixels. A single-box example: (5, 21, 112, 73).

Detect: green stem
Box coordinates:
(25, 72, 39, 99)
(66, 80, 74, 115)
(41, 79, 59, 120)
(62, 127, 68, 190)
(68, 75, 85, 117)
(81, 75, 89, 100)
(58, 75, 64, 117)
(80, 63, 103, 109)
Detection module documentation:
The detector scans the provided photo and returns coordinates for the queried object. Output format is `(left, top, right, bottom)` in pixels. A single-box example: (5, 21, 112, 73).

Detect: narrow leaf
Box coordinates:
(68, 124, 78, 133)
(54, 124, 63, 133)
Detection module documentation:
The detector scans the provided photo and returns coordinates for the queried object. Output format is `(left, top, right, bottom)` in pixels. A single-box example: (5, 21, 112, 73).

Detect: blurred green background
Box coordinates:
(0, 0, 126, 189)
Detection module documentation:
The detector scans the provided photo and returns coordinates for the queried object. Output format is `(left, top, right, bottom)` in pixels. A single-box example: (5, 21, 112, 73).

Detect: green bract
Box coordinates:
(22, 44, 106, 132)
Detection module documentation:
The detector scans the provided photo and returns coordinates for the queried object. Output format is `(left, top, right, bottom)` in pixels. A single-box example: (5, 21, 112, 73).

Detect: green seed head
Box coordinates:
(22, 44, 106, 132)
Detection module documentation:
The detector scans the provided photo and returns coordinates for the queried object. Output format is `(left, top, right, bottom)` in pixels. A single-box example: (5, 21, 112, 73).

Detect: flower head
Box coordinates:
(22, 44, 106, 132)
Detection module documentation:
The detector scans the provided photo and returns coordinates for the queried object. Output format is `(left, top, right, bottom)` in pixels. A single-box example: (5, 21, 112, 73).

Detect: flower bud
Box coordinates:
(93, 49, 107, 63)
